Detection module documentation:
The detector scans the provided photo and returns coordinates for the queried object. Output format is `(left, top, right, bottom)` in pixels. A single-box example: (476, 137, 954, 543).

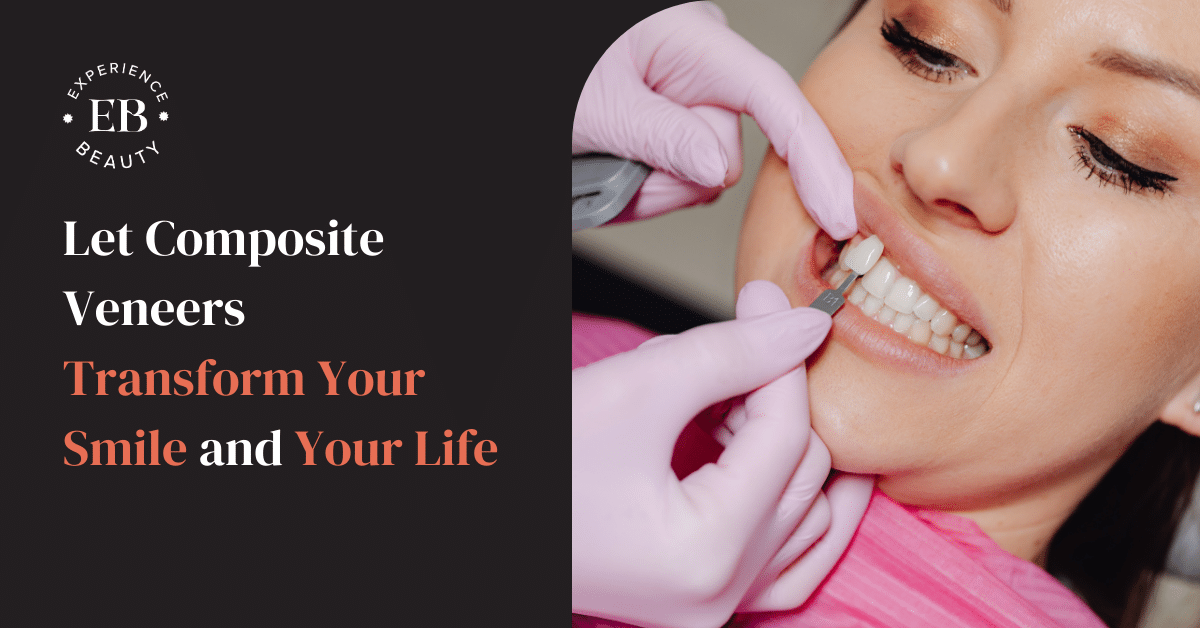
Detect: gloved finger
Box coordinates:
(691, 103, 744, 187)
(635, 2, 801, 146)
(750, 472, 875, 611)
(735, 279, 793, 318)
(712, 399, 745, 447)
(708, 280, 793, 446)
(683, 348, 821, 562)
(736, 434, 834, 612)
(573, 60, 729, 187)
(633, 3, 856, 239)
(613, 104, 743, 221)
(696, 281, 820, 526)
(766, 431, 831, 549)
(786, 102, 857, 240)
(575, 305, 830, 456)
(738, 492, 832, 612)
(637, 334, 676, 350)
(608, 171, 722, 224)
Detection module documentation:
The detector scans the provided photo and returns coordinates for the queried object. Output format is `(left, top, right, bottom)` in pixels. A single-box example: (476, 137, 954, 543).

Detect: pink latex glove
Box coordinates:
(571, 1, 855, 238)
(572, 281, 874, 628)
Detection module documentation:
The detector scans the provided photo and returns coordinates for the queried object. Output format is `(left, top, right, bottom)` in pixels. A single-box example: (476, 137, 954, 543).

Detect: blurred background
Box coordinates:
(571, 1, 1199, 625)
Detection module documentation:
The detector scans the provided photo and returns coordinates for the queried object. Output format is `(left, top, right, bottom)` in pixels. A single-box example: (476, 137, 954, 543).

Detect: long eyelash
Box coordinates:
(1068, 126, 1176, 196)
(880, 19, 973, 83)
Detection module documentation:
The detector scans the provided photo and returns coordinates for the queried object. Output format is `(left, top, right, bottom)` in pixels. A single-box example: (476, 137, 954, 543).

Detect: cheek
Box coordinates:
(1017, 203, 1200, 444)
(799, 13, 945, 174)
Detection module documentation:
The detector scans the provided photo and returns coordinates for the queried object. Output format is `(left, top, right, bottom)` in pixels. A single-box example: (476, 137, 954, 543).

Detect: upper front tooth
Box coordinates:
(884, 277, 921, 314)
(912, 294, 939, 321)
(845, 235, 884, 275)
(861, 257, 898, 298)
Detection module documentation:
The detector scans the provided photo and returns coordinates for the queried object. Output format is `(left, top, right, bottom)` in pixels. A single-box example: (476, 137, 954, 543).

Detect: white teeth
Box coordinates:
(884, 277, 921, 314)
(908, 319, 932, 345)
(845, 235, 884, 275)
(862, 294, 884, 316)
(892, 312, 915, 334)
(912, 295, 939, 321)
(862, 257, 898, 298)
(831, 234, 989, 360)
(848, 284, 868, 305)
(930, 309, 958, 337)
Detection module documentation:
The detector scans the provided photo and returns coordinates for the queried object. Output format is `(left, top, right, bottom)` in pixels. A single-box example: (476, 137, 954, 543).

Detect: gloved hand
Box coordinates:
(572, 1, 855, 239)
(572, 281, 874, 628)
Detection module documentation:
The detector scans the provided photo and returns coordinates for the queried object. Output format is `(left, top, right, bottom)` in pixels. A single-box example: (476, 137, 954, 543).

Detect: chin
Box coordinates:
(805, 345, 897, 475)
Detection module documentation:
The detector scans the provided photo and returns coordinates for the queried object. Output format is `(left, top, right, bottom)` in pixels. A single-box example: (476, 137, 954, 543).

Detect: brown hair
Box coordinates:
(833, 1, 1200, 625)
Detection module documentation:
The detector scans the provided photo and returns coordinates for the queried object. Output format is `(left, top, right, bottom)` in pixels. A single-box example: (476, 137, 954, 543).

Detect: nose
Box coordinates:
(888, 90, 1018, 234)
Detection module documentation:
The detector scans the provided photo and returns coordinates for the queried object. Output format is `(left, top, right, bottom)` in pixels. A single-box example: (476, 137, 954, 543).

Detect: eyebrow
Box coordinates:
(1091, 48, 1200, 101)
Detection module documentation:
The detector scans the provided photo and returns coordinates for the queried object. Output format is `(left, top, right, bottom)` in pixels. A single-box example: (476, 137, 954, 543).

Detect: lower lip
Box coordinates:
(797, 233, 986, 375)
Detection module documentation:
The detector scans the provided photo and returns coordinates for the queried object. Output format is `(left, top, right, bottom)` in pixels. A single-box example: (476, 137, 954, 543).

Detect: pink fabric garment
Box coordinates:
(572, 313, 1107, 628)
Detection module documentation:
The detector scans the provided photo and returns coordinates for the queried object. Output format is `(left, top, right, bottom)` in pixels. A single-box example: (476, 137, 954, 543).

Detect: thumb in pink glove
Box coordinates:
(572, 281, 871, 628)
(724, 282, 873, 613)
(572, 2, 856, 238)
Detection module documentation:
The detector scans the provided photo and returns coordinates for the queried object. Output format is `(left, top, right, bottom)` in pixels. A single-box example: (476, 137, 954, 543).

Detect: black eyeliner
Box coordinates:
(1069, 126, 1176, 194)
(881, 18, 976, 82)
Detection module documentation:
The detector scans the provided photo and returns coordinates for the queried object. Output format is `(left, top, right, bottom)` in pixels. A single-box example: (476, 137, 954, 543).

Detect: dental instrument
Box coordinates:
(572, 154, 651, 230)
(811, 272, 860, 316)
(811, 235, 884, 315)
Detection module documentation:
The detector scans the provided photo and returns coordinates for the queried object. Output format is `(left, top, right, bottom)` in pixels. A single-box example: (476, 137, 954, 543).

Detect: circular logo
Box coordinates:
(64, 62, 169, 169)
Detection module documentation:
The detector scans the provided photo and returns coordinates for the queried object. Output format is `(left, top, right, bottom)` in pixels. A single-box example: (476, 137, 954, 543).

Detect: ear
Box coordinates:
(1160, 369, 1200, 437)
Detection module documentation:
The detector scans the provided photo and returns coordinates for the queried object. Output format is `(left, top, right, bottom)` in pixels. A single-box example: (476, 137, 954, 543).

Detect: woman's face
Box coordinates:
(736, 0, 1200, 508)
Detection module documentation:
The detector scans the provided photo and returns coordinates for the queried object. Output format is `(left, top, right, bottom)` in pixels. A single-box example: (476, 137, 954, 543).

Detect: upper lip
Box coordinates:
(852, 180, 992, 342)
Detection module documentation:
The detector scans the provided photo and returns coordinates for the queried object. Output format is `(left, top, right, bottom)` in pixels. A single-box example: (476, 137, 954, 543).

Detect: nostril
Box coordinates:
(933, 199, 986, 230)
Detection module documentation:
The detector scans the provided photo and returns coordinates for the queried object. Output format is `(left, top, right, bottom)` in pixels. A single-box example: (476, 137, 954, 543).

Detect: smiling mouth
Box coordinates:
(821, 235, 991, 359)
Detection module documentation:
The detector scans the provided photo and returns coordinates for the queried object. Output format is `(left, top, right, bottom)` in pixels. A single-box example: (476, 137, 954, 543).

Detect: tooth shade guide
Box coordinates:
(845, 234, 884, 275)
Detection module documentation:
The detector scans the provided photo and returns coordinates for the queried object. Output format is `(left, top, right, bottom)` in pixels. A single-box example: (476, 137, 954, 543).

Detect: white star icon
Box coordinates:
(63, 114, 73, 123)
(159, 111, 169, 121)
